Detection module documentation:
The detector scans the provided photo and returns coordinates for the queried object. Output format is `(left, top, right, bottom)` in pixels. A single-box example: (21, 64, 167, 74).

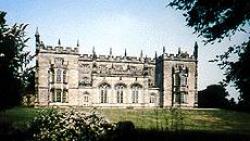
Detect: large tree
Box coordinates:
(198, 84, 230, 108)
(169, 0, 250, 111)
(0, 11, 32, 110)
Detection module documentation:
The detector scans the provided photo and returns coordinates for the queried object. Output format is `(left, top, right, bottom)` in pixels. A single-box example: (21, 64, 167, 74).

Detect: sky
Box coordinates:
(0, 0, 249, 100)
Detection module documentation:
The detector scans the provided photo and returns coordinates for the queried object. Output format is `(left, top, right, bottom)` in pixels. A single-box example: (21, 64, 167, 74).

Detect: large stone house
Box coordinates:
(35, 29, 198, 108)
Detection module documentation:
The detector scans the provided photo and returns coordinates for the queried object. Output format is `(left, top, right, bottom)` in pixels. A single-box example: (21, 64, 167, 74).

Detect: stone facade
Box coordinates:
(35, 30, 198, 108)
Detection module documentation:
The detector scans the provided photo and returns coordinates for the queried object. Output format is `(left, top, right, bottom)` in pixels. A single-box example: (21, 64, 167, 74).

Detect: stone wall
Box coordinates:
(36, 39, 198, 108)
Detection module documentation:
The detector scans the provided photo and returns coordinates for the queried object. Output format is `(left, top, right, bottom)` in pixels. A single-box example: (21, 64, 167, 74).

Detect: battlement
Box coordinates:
(79, 53, 156, 64)
(36, 34, 196, 64)
(37, 41, 79, 54)
(156, 52, 196, 63)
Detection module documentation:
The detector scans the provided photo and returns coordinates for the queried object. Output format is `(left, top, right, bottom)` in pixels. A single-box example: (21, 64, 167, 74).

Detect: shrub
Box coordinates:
(28, 109, 114, 141)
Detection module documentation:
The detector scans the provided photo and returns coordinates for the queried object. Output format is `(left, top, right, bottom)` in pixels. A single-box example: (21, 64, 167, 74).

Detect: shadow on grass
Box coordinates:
(100, 121, 250, 141)
(1, 120, 250, 141)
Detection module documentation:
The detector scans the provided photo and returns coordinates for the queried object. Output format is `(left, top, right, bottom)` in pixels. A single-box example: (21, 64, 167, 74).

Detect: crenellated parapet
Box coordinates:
(156, 47, 197, 63)
(163, 52, 196, 61)
(79, 53, 156, 64)
(37, 43, 79, 55)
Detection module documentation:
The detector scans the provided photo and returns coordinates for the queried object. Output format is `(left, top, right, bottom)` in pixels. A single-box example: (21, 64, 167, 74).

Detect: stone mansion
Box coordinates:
(35, 29, 198, 108)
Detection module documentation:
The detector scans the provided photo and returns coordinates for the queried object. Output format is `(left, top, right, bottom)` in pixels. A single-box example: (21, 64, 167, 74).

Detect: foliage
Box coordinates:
(0, 11, 33, 110)
(212, 41, 250, 110)
(198, 84, 233, 108)
(2, 107, 250, 138)
(168, 0, 250, 44)
(28, 109, 114, 141)
(169, 0, 250, 111)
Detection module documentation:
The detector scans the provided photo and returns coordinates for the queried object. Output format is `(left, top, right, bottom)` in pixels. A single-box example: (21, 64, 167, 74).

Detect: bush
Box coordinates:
(28, 109, 114, 141)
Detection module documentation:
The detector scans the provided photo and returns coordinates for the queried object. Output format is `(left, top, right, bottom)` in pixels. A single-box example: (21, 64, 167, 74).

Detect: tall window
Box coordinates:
(51, 89, 62, 102)
(175, 74, 180, 86)
(99, 83, 110, 103)
(180, 73, 187, 86)
(56, 89, 61, 102)
(51, 69, 55, 83)
(63, 70, 67, 83)
(62, 90, 67, 103)
(56, 69, 62, 83)
(131, 84, 142, 103)
(116, 85, 124, 103)
(175, 92, 187, 104)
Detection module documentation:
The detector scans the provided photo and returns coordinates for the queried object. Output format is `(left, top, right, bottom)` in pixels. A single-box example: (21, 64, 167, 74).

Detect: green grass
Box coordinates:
(0, 106, 46, 128)
(1, 107, 250, 135)
(92, 108, 250, 135)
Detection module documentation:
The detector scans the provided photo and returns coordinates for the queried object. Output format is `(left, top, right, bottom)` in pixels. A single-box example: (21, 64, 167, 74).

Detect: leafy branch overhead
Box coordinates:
(0, 11, 33, 110)
(169, 0, 250, 44)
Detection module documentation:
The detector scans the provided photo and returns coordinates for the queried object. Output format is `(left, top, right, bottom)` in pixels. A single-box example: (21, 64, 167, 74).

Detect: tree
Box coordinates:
(169, 0, 250, 111)
(0, 11, 31, 110)
(198, 84, 230, 108)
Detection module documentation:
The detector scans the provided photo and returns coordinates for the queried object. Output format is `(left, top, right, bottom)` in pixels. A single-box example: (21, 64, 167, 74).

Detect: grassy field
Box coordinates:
(96, 108, 250, 134)
(1, 107, 250, 135)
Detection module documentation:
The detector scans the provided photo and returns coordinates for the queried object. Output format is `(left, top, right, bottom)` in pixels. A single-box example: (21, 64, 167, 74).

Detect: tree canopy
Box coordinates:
(0, 11, 32, 110)
(169, 0, 250, 111)
(169, 0, 250, 44)
(198, 84, 233, 108)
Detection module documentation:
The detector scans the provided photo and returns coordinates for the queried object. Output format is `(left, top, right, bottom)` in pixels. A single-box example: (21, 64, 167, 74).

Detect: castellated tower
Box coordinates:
(35, 29, 79, 105)
(156, 44, 198, 107)
(35, 29, 198, 108)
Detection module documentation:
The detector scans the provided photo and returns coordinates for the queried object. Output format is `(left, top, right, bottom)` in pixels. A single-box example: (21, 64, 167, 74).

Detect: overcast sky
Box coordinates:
(1, 0, 249, 100)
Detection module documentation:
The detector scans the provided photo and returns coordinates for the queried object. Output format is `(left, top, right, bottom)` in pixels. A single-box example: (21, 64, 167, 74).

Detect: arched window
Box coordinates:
(99, 83, 110, 103)
(83, 91, 89, 103)
(131, 83, 142, 104)
(115, 85, 124, 103)
(84, 95, 89, 102)
(56, 69, 62, 83)
(132, 87, 139, 103)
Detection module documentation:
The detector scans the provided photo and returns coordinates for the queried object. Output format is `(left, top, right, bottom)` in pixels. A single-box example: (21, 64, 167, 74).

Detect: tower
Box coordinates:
(156, 44, 198, 107)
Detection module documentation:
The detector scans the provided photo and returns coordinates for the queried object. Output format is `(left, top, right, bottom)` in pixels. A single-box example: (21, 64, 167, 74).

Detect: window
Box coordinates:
(132, 86, 139, 103)
(131, 83, 142, 103)
(51, 89, 62, 102)
(84, 95, 88, 102)
(175, 92, 187, 104)
(51, 69, 55, 83)
(180, 73, 187, 86)
(51, 89, 67, 103)
(99, 83, 110, 103)
(63, 70, 67, 83)
(62, 90, 67, 103)
(55, 57, 64, 67)
(100, 89, 107, 103)
(56, 89, 61, 102)
(51, 89, 55, 102)
(150, 94, 156, 103)
(175, 74, 180, 86)
(194, 92, 198, 103)
(116, 86, 124, 103)
(56, 69, 62, 83)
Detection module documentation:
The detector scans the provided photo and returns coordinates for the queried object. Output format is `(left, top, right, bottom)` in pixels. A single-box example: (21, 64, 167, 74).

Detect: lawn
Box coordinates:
(1, 106, 250, 135)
